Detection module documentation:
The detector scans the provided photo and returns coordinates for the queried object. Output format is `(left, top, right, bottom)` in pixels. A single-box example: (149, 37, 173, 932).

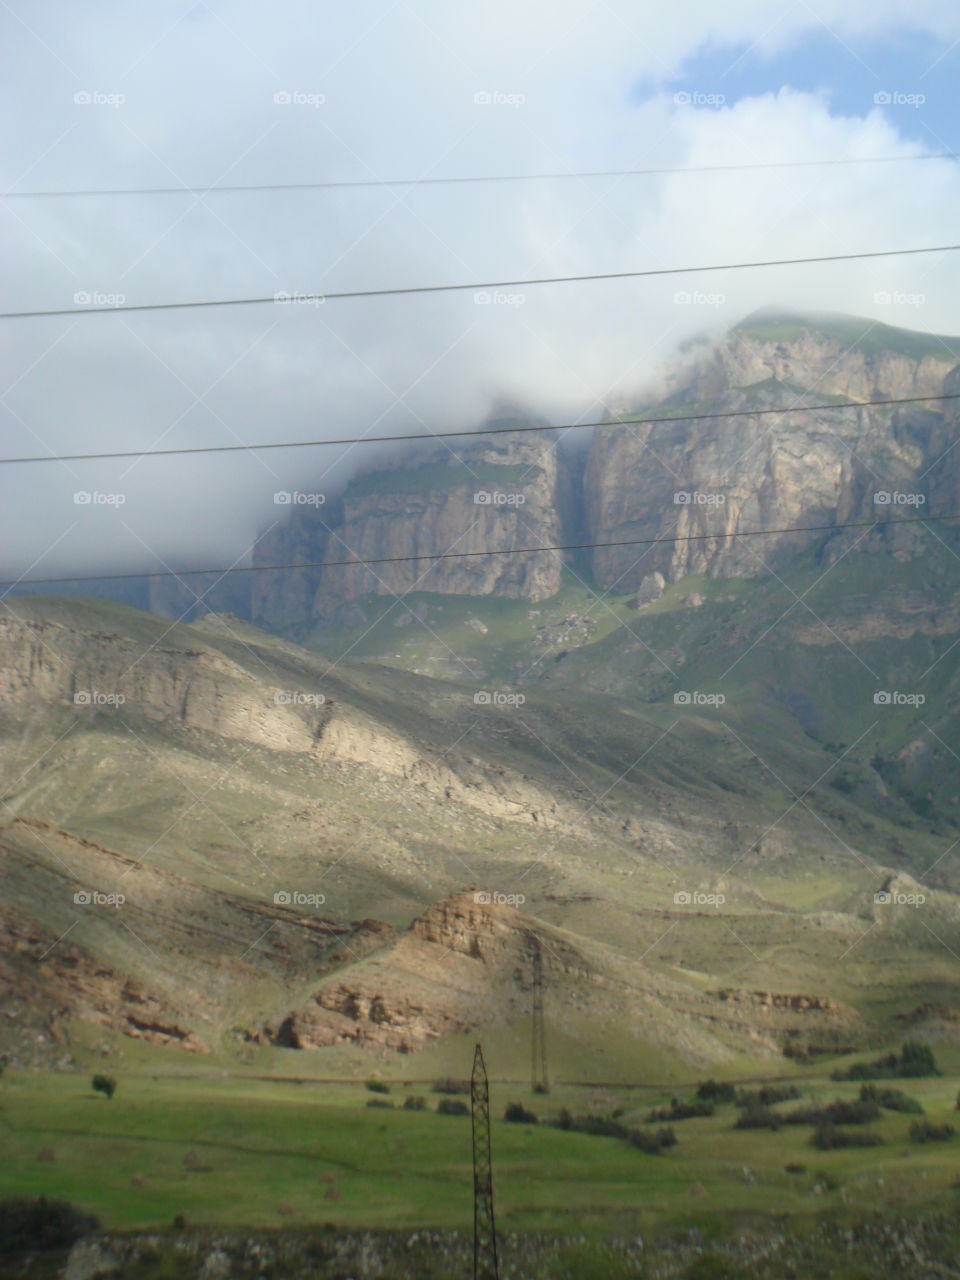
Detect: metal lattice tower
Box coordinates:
(530, 933, 549, 1094)
(471, 1042, 500, 1280)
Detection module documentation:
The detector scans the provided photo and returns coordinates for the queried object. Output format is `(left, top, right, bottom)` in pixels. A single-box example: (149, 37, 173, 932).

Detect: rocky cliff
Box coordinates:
(585, 312, 959, 593)
(240, 313, 960, 629)
(251, 437, 565, 629)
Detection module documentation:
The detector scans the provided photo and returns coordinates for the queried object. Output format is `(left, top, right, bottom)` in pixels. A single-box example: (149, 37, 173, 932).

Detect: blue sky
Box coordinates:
(642, 28, 958, 151)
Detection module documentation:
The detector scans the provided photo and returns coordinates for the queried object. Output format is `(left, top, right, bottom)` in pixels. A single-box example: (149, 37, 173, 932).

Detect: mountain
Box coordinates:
(239, 310, 959, 636)
(2, 595, 959, 1075)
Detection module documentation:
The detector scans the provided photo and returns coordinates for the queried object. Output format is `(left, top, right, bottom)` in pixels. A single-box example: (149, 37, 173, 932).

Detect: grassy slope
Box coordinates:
(2, 1061, 959, 1236)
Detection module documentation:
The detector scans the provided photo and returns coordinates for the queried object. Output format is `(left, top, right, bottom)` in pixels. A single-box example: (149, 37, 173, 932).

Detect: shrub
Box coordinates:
(736, 1085, 800, 1107)
(629, 1126, 676, 1154)
(860, 1084, 923, 1115)
(833, 1042, 939, 1082)
(811, 1123, 882, 1149)
(785, 1099, 879, 1127)
(648, 1097, 714, 1122)
(432, 1077, 470, 1095)
(436, 1099, 469, 1116)
(91, 1074, 116, 1100)
(697, 1080, 737, 1103)
(784, 1162, 806, 1174)
(366, 1098, 393, 1110)
(403, 1095, 426, 1111)
(504, 1102, 539, 1125)
(0, 1198, 98, 1256)
(909, 1120, 955, 1144)
(365, 1080, 390, 1094)
(735, 1104, 780, 1131)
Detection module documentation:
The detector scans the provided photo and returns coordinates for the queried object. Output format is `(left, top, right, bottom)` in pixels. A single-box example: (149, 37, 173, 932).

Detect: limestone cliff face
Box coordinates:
(585, 316, 959, 592)
(252, 438, 564, 626)
(244, 313, 960, 626)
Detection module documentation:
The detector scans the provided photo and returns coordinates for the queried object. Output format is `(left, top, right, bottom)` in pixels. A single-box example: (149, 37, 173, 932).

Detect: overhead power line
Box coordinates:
(3, 151, 956, 201)
(3, 513, 956, 590)
(3, 243, 958, 321)
(2, 392, 957, 467)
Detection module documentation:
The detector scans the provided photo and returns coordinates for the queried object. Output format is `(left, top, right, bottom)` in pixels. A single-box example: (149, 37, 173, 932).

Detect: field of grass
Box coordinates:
(3, 1058, 959, 1239)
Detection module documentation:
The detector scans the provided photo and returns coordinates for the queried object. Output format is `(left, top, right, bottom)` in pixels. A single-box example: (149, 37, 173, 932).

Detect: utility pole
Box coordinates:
(530, 933, 549, 1094)
(471, 1042, 499, 1280)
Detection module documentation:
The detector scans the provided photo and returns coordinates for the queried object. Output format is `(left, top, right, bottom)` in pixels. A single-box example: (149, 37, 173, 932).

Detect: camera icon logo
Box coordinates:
(74, 90, 92, 105)
(274, 491, 292, 505)
(673, 91, 691, 105)
(873, 491, 891, 505)
(274, 91, 292, 105)
(474, 491, 492, 504)
(474, 91, 492, 105)
(474, 691, 492, 705)
(274, 890, 292, 905)
(674, 490, 691, 504)
(874, 90, 892, 105)
(673, 890, 691, 905)
(74, 690, 91, 705)
(474, 891, 492, 904)
(874, 890, 892, 904)
(873, 691, 892, 705)
(73, 890, 92, 904)
(673, 691, 691, 705)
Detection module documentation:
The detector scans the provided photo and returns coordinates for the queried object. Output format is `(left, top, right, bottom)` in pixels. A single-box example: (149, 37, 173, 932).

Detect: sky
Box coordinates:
(1, 0, 959, 580)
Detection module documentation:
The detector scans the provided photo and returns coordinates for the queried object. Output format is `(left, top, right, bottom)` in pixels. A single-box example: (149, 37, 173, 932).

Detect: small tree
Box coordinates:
(92, 1074, 116, 1100)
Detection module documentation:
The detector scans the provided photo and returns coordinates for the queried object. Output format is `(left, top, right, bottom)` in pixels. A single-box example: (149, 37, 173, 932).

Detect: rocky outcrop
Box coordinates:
(585, 314, 959, 592)
(251, 439, 565, 628)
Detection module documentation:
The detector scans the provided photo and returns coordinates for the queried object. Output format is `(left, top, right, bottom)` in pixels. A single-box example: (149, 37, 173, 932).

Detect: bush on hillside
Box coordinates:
(859, 1084, 923, 1114)
(811, 1123, 882, 1149)
(696, 1080, 737, 1103)
(432, 1078, 470, 1095)
(504, 1102, 539, 1125)
(91, 1074, 116, 1100)
(833, 1041, 938, 1082)
(909, 1120, 955, 1144)
(436, 1099, 469, 1116)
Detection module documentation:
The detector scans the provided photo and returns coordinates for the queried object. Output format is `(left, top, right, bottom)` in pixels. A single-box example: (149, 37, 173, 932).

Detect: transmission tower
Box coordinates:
(471, 1042, 500, 1280)
(530, 933, 549, 1094)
